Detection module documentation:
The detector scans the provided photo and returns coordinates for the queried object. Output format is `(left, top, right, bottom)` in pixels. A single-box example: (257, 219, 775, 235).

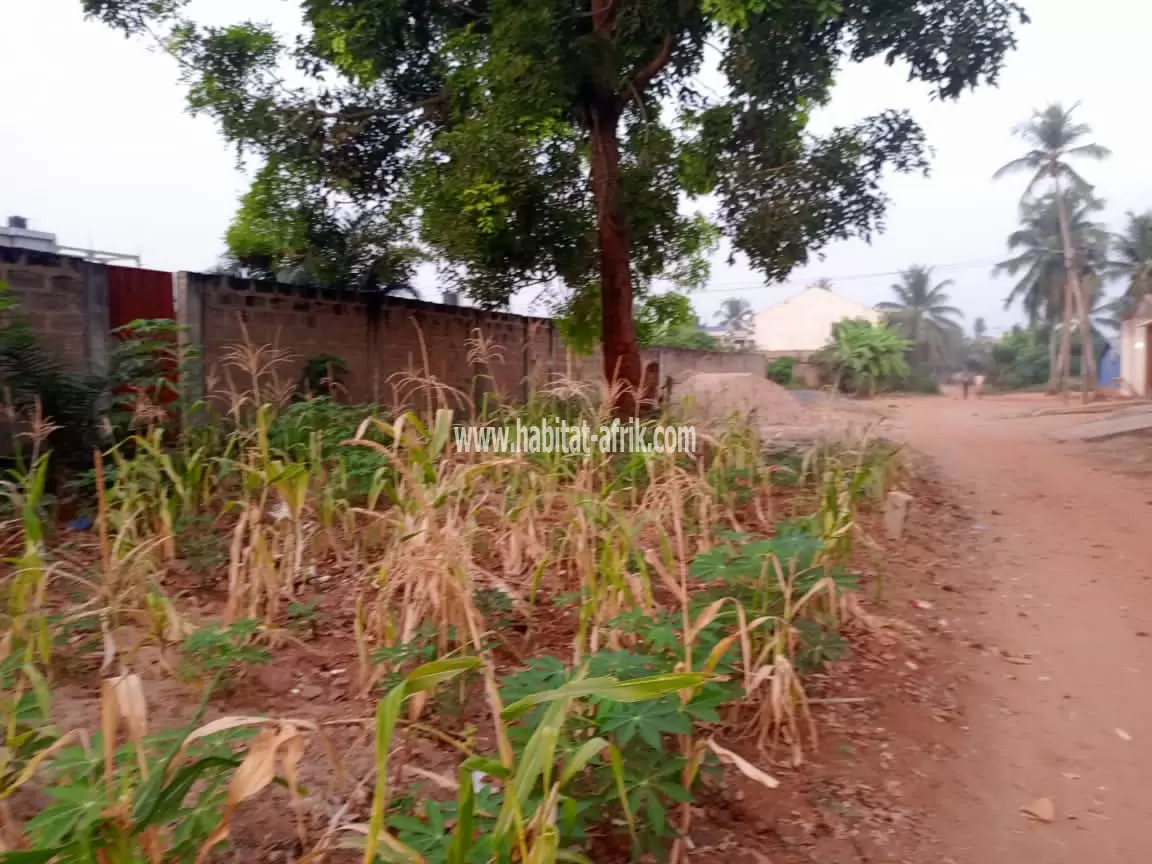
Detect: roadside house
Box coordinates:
(1119, 295, 1152, 396)
(753, 283, 879, 357)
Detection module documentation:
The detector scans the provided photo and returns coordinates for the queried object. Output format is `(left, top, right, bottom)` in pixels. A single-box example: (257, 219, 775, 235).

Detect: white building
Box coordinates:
(1119, 295, 1152, 396)
(753, 284, 879, 355)
(0, 216, 57, 253)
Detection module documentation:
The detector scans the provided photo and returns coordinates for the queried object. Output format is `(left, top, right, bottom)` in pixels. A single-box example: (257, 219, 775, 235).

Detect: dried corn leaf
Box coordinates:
(706, 739, 779, 790)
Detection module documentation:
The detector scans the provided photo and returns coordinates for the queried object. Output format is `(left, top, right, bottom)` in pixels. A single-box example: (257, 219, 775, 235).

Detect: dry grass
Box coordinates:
(0, 330, 907, 862)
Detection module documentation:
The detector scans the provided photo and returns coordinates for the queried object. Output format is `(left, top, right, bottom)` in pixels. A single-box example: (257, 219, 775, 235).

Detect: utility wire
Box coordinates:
(694, 256, 1004, 294)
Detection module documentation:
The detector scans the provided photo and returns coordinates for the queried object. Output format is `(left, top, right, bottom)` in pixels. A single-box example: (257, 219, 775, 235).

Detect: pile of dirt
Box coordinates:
(674, 372, 805, 426)
(674, 373, 887, 446)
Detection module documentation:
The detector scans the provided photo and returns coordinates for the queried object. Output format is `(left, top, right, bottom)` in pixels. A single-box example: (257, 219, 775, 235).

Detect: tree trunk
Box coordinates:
(1059, 278, 1073, 401)
(1047, 325, 1060, 393)
(1052, 178, 1095, 402)
(588, 99, 641, 417)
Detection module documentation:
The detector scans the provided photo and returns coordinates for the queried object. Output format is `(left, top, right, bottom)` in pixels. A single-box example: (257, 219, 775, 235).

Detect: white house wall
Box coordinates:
(1120, 316, 1148, 396)
(753, 287, 879, 354)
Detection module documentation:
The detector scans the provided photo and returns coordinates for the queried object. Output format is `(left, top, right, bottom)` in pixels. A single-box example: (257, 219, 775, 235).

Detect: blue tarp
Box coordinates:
(1099, 344, 1121, 387)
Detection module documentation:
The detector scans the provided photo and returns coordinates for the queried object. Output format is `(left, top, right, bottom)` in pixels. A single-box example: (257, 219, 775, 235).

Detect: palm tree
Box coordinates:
(994, 190, 1109, 391)
(876, 266, 964, 369)
(1086, 287, 1127, 334)
(714, 297, 754, 336)
(1050, 281, 1124, 379)
(993, 102, 1111, 397)
(1104, 210, 1152, 317)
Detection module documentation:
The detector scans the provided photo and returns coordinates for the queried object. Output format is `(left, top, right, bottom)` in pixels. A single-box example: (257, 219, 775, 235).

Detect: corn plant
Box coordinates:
(328, 657, 708, 864)
(344, 410, 506, 692)
(13, 674, 314, 863)
(801, 432, 903, 561)
(222, 405, 320, 626)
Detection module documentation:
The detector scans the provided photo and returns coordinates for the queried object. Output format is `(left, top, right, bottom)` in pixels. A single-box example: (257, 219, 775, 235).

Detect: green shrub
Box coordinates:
(819, 318, 911, 396)
(298, 352, 349, 398)
(765, 355, 794, 385)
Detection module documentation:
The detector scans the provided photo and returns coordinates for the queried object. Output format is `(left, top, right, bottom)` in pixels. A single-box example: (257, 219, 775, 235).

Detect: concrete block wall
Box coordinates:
(0, 256, 769, 411)
(0, 247, 109, 374)
(176, 271, 770, 408)
(177, 272, 560, 407)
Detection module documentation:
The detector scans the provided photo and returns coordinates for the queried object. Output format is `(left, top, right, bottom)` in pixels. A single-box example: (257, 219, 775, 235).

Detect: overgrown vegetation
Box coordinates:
(0, 315, 906, 860)
(765, 356, 795, 386)
(816, 319, 912, 396)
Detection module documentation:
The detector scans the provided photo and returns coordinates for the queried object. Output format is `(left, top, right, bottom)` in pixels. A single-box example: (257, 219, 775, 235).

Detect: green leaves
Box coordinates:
(364, 658, 482, 864)
(16, 718, 250, 862)
(500, 672, 706, 721)
(718, 110, 930, 283)
(597, 698, 692, 750)
(824, 318, 912, 394)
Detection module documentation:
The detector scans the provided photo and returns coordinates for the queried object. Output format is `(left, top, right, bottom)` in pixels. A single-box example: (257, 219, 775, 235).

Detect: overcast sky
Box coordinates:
(3, 0, 1149, 336)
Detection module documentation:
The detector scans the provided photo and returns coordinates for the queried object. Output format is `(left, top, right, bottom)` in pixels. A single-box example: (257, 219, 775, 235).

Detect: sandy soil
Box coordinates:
(886, 394, 1152, 863)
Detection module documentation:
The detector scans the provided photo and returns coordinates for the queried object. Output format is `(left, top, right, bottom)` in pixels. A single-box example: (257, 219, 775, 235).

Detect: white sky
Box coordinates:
(3, 0, 1149, 336)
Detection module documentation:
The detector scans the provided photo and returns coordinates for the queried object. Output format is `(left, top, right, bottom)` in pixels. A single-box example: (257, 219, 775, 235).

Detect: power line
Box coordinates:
(695, 256, 1004, 294)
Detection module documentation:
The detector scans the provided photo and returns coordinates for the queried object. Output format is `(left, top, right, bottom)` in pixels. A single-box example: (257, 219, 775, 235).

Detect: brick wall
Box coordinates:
(177, 272, 560, 406)
(177, 271, 768, 407)
(0, 253, 768, 407)
(0, 247, 108, 373)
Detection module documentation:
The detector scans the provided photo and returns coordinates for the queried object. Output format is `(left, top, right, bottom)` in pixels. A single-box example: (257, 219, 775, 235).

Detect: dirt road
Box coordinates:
(892, 395, 1152, 863)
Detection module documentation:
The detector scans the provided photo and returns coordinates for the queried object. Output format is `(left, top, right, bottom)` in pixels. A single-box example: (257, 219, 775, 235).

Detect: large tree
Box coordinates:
(995, 190, 1109, 391)
(877, 265, 963, 368)
(1104, 210, 1152, 316)
(993, 102, 1110, 398)
(84, 0, 1026, 413)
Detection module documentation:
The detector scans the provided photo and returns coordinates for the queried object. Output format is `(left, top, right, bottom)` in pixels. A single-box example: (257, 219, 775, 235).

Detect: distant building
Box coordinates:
(753, 284, 879, 356)
(0, 216, 58, 253)
(0, 216, 140, 265)
(701, 323, 755, 350)
(1119, 295, 1152, 396)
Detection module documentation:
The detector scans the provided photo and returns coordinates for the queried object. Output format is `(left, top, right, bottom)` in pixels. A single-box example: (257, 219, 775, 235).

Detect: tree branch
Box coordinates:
(624, 35, 673, 101)
(591, 0, 618, 33)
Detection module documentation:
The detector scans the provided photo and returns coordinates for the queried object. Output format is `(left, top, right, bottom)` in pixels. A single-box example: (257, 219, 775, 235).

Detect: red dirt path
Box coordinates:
(890, 394, 1152, 863)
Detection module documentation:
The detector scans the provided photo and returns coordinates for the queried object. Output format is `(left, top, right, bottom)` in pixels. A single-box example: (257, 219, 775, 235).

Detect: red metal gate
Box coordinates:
(107, 266, 175, 328)
(106, 266, 179, 413)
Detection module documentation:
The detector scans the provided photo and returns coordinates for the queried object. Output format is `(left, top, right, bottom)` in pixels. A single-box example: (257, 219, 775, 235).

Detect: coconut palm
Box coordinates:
(1104, 210, 1152, 317)
(713, 297, 754, 335)
(993, 102, 1111, 396)
(876, 266, 964, 369)
(1049, 281, 1125, 378)
(1086, 287, 1128, 334)
(994, 190, 1109, 391)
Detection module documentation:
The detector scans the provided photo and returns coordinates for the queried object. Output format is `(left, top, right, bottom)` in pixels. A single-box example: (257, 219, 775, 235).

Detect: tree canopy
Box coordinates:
(84, 0, 1027, 411)
(995, 190, 1108, 325)
(713, 297, 754, 335)
(993, 102, 1110, 394)
(993, 102, 1112, 199)
(877, 265, 963, 367)
(1105, 210, 1152, 314)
